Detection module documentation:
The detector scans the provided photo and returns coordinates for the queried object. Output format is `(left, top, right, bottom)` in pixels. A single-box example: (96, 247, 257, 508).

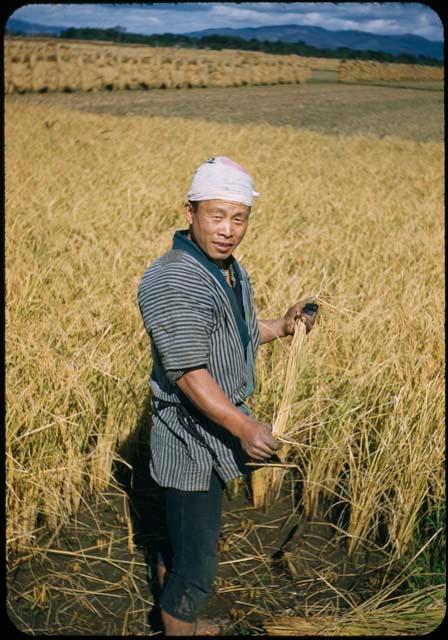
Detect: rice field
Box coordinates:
(4, 36, 311, 93)
(8, 79, 443, 143)
(338, 59, 444, 82)
(5, 36, 442, 96)
(5, 68, 445, 635)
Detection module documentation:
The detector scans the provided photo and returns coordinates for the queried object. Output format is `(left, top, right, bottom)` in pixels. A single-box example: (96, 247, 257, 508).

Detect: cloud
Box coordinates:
(9, 2, 444, 41)
(208, 5, 308, 24)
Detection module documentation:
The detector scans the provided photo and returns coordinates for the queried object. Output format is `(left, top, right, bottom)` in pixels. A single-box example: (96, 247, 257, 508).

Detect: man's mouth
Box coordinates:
(213, 242, 233, 252)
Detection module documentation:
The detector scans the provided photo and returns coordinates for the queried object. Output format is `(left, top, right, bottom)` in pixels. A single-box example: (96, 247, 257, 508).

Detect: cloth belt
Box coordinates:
(152, 396, 223, 468)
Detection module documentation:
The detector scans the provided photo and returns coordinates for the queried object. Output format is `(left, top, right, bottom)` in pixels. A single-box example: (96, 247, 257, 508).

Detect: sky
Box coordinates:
(8, 2, 444, 42)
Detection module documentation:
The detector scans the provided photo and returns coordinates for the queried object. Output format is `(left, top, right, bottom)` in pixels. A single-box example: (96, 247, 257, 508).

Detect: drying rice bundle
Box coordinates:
(183, 61, 200, 88)
(238, 62, 252, 86)
(78, 52, 101, 91)
(143, 57, 163, 89)
(151, 63, 163, 89)
(306, 56, 341, 70)
(129, 57, 146, 89)
(208, 62, 226, 87)
(117, 54, 133, 89)
(139, 57, 155, 89)
(189, 60, 208, 87)
(173, 61, 188, 89)
(293, 63, 312, 84)
(338, 59, 444, 82)
(63, 56, 83, 92)
(9, 53, 33, 93)
(158, 62, 174, 89)
(4, 61, 12, 94)
(99, 56, 121, 89)
(5, 36, 314, 92)
(31, 44, 60, 92)
(257, 63, 271, 85)
(250, 64, 264, 86)
(56, 44, 80, 91)
(251, 319, 308, 509)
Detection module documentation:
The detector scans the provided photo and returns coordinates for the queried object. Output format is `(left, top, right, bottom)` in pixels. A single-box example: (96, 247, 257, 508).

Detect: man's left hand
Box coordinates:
(284, 299, 318, 336)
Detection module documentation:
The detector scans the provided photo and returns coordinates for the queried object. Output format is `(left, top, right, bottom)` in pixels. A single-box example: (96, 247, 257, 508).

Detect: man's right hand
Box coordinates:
(175, 368, 282, 461)
(239, 418, 281, 461)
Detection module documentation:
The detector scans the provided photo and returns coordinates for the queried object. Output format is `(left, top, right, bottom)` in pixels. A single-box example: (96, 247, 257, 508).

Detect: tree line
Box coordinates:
(6, 26, 443, 67)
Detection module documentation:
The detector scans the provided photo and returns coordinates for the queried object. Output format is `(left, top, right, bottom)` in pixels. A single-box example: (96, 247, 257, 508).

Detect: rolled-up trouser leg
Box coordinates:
(159, 469, 224, 623)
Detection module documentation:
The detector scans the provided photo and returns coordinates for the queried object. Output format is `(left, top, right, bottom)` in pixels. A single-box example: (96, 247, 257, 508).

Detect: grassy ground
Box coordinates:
(6, 78, 444, 142)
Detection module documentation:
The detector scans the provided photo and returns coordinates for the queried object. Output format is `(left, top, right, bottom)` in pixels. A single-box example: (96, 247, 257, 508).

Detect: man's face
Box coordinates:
(185, 199, 251, 263)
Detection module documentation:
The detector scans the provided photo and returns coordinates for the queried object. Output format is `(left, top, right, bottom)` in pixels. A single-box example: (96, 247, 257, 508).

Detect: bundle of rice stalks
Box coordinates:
(9, 54, 33, 93)
(5, 36, 312, 92)
(338, 59, 444, 82)
(306, 57, 340, 71)
(251, 319, 308, 509)
(264, 584, 445, 636)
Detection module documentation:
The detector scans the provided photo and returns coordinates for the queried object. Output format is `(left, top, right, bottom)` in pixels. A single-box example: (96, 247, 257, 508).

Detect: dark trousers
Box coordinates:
(157, 470, 225, 623)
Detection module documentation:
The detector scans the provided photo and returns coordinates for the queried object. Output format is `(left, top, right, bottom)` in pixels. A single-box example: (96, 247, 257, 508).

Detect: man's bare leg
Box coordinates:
(160, 607, 196, 636)
(161, 609, 221, 636)
(157, 563, 192, 635)
(157, 562, 221, 636)
(157, 561, 167, 589)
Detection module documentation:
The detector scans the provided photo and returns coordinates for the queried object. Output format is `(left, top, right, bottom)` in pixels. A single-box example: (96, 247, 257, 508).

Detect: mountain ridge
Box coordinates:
(5, 17, 444, 60)
(185, 24, 444, 60)
(5, 17, 63, 35)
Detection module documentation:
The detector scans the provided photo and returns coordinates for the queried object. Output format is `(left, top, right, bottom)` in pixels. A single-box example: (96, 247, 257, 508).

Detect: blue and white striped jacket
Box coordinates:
(137, 229, 260, 490)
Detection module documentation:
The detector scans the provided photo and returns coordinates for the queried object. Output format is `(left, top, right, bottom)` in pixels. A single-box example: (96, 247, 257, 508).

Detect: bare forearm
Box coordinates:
(176, 367, 280, 461)
(175, 368, 250, 438)
(258, 318, 287, 345)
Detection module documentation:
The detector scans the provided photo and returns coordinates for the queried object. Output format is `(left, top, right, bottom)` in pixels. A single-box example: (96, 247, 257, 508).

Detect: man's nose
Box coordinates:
(218, 220, 233, 237)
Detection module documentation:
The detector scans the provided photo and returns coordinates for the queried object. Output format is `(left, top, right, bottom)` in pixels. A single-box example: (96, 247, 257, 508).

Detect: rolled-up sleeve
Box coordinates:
(142, 285, 215, 382)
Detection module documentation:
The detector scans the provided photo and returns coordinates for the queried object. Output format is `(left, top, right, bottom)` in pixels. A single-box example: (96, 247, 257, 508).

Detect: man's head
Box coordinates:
(185, 156, 258, 263)
(185, 199, 250, 263)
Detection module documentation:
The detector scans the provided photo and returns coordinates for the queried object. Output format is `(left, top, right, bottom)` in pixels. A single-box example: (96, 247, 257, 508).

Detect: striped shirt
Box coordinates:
(137, 229, 260, 491)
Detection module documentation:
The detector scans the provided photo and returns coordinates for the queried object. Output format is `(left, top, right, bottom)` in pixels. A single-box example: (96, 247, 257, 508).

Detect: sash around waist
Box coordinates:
(151, 394, 250, 467)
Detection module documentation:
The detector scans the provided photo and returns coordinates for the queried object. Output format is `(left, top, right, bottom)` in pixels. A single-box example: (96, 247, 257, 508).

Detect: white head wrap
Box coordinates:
(188, 156, 259, 207)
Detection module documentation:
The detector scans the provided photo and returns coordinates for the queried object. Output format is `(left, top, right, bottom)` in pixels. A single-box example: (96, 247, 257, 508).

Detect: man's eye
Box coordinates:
(213, 216, 223, 221)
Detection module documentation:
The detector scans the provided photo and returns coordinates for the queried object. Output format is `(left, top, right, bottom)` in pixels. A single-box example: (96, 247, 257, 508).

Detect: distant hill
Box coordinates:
(186, 24, 444, 61)
(5, 17, 64, 36)
(5, 17, 443, 62)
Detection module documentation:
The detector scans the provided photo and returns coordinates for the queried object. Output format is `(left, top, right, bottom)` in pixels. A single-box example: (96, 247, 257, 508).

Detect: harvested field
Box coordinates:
(7, 80, 444, 142)
(6, 69, 445, 635)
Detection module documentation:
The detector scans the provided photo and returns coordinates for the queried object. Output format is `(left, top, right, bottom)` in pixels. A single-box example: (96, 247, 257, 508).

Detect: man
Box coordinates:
(137, 156, 317, 636)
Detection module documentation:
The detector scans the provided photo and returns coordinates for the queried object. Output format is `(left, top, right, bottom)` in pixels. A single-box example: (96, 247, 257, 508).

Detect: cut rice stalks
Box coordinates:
(251, 319, 308, 509)
(263, 584, 445, 635)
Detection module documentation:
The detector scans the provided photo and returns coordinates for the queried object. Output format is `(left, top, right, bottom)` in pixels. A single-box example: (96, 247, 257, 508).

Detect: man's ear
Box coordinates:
(185, 201, 194, 225)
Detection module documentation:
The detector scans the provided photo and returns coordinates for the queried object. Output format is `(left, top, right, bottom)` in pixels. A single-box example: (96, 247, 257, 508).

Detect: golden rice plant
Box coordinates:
(251, 320, 308, 508)
(5, 97, 443, 571)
